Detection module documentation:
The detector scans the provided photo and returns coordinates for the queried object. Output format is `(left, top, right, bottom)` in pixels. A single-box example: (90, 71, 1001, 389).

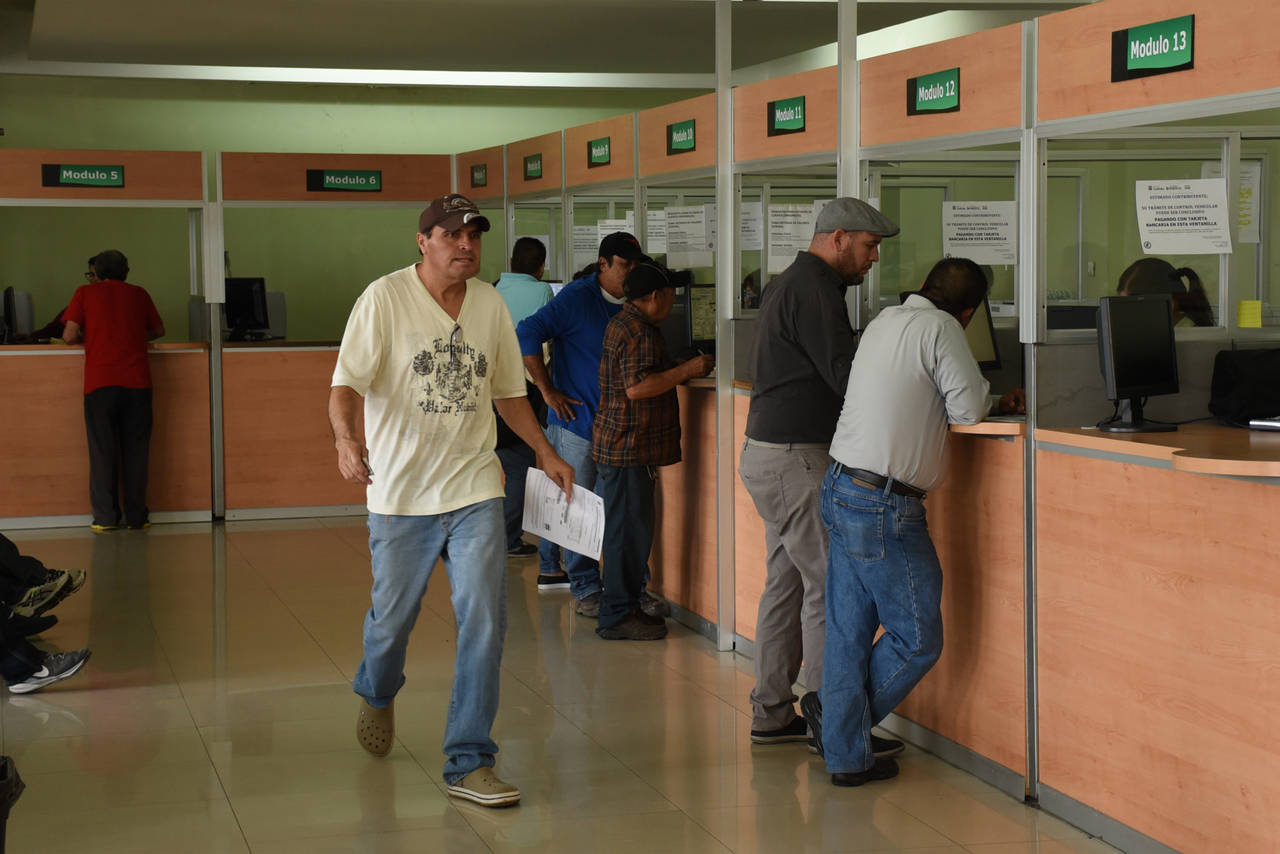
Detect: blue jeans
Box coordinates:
(496, 442, 536, 550)
(537, 423, 602, 598)
(818, 465, 943, 774)
(352, 501, 507, 785)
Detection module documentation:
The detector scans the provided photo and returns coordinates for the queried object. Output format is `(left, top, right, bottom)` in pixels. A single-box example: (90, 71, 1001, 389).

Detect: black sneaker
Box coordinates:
(507, 542, 537, 557)
(799, 691, 824, 756)
(35, 570, 86, 615)
(832, 757, 899, 787)
(10, 574, 69, 619)
(8, 649, 91, 694)
(596, 612, 667, 641)
(537, 571, 571, 592)
(640, 589, 670, 618)
(751, 715, 809, 744)
(574, 592, 601, 618)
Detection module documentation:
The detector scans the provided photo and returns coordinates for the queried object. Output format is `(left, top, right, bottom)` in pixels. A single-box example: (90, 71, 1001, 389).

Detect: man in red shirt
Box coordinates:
(62, 250, 165, 531)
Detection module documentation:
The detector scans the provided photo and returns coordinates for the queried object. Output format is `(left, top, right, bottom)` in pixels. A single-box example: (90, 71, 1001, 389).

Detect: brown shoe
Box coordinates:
(446, 767, 521, 808)
(356, 699, 394, 757)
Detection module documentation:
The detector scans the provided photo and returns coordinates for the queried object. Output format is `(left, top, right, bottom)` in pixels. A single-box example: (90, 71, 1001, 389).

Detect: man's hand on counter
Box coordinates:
(683, 354, 715, 381)
(996, 387, 1026, 415)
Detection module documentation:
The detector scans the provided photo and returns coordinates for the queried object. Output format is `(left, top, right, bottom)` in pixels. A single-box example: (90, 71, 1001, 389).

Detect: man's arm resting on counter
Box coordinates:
(61, 320, 82, 344)
(493, 396, 574, 499)
(328, 385, 372, 485)
(625, 355, 714, 401)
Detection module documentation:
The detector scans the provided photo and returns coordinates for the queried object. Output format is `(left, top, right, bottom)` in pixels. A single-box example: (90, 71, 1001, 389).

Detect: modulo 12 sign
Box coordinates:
(907, 68, 960, 115)
(1112, 15, 1193, 82)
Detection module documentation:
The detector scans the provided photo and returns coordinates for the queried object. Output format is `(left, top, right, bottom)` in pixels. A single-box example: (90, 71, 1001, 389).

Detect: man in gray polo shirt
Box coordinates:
(740, 197, 904, 752)
(801, 257, 1022, 787)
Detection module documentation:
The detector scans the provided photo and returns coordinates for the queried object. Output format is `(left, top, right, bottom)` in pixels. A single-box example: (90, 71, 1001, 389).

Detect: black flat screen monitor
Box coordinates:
(1096, 294, 1179, 433)
(225, 277, 270, 340)
(1, 286, 14, 344)
(686, 283, 716, 352)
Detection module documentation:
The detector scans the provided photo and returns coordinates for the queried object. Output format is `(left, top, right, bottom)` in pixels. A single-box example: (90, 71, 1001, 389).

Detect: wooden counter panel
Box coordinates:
(223, 349, 366, 509)
(0, 350, 210, 518)
(456, 146, 505, 204)
(220, 152, 451, 203)
(652, 385, 718, 623)
(506, 133, 563, 197)
(1036, 448, 1280, 852)
(860, 24, 1023, 147)
(895, 435, 1026, 774)
(638, 94, 717, 178)
(1038, 0, 1280, 123)
(565, 114, 635, 189)
(0, 148, 203, 201)
(733, 66, 837, 163)
(1037, 424, 1280, 476)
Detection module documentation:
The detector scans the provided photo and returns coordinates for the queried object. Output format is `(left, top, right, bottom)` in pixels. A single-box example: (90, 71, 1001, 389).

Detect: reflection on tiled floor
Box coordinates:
(2, 521, 1121, 854)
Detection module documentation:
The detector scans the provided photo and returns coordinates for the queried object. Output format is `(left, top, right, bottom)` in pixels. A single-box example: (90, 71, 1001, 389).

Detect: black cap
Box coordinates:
(598, 231, 644, 262)
(623, 261, 673, 300)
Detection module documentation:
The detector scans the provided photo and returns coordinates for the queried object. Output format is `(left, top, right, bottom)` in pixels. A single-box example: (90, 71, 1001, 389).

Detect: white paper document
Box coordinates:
(522, 468, 604, 561)
(666, 204, 714, 268)
(1201, 161, 1262, 244)
(571, 225, 599, 274)
(740, 201, 763, 251)
(646, 209, 668, 254)
(1135, 179, 1233, 255)
(942, 201, 1017, 265)
(767, 204, 814, 273)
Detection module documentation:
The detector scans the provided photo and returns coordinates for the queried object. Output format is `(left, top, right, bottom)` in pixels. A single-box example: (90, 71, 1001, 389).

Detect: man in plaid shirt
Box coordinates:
(591, 262, 714, 640)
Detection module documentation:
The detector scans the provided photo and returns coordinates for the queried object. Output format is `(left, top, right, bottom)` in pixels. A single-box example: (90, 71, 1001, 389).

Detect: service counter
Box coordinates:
(0, 342, 212, 523)
(1034, 425, 1280, 853)
(221, 342, 365, 516)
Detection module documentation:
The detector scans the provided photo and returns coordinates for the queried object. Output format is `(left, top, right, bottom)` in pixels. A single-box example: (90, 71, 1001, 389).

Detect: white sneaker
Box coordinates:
(446, 767, 520, 808)
(9, 649, 91, 694)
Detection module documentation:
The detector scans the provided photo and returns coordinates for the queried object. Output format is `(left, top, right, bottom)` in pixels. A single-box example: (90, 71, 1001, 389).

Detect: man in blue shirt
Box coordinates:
(516, 232, 649, 616)
(493, 238, 555, 562)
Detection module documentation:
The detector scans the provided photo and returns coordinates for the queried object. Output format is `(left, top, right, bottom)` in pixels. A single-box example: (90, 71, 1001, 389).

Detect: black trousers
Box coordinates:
(0, 534, 48, 607)
(596, 463, 657, 630)
(84, 386, 153, 528)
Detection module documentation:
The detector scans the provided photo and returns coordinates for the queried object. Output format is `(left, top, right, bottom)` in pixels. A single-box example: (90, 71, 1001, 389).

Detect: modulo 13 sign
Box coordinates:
(907, 68, 960, 115)
(1111, 15, 1193, 82)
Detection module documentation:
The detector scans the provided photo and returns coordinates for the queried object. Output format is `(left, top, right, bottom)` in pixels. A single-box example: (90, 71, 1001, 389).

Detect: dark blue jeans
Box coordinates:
(495, 442, 536, 550)
(596, 464, 656, 631)
(818, 464, 943, 774)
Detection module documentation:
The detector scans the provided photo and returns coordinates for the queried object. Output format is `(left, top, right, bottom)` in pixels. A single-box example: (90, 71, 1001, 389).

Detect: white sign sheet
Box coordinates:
(572, 225, 598, 274)
(646, 209, 667, 254)
(666, 204, 713, 268)
(767, 204, 814, 273)
(1200, 161, 1262, 244)
(740, 201, 763, 251)
(1135, 179, 1233, 255)
(522, 468, 604, 561)
(941, 201, 1018, 265)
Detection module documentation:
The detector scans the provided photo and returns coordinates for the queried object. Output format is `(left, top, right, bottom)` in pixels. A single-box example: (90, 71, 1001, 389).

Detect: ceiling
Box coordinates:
(14, 0, 1085, 76)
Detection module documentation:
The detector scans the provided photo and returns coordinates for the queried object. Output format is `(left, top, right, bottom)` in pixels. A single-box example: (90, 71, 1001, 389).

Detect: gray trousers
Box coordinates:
(738, 440, 830, 731)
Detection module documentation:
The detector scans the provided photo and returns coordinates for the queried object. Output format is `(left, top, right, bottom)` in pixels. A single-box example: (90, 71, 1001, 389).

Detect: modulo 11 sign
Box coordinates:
(42, 164, 125, 187)
(1111, 15, 1194, 82)
(305, 169, 382, 192)
(907, 68, 960, 115)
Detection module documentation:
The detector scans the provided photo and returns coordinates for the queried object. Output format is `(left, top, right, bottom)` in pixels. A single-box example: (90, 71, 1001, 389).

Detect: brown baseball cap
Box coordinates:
(419, 194, 491, 234)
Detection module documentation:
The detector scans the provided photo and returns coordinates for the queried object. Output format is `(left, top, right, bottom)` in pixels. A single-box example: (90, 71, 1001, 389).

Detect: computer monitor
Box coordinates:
(898, 290, 1000, 370)
(547, 281, 566, 298)
(1096, 294, 1179, 433)
(1, 287, 14, 344)
(224, 277, 270, 341)
(685, 280, 715, 352)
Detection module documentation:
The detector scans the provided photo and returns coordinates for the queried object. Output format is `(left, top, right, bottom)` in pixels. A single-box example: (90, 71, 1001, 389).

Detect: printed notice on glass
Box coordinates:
(522, 468, 604, 561)
(1201, 161, 1262, 244)
(1135, 179, 1233, 255)
(941, 201, 1017, 265)
(740, 202, 763, 251)
(767, 204, 814, 273)
(666, 205, 713, 268)
(646, 209, 667, 254)
(572, 225, 599, 274)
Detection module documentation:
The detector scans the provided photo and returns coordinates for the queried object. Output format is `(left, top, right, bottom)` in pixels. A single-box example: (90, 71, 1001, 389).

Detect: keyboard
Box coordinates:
(1248, 415, 1280, 431)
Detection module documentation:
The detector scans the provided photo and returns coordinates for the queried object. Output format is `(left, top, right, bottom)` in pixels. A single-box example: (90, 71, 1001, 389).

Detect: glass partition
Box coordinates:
(739, 169, 838, 314)
(568, 185, 635, 280)
(510, 196, 565, 286)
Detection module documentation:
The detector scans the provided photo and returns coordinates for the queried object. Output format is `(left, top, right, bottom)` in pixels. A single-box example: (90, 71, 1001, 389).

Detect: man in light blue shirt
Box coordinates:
(493, 238, 555, 561)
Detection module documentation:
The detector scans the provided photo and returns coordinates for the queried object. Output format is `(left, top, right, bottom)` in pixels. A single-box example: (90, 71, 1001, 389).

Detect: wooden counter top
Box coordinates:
(0, 341, 208, 353)
(1036, 424, 1280, 478)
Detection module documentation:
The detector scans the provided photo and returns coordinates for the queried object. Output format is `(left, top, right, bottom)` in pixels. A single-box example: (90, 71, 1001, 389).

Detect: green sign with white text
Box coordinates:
(767, 96, 806, 136)
(588, 136, 611, 168)
(42, 164, 124, 187)
(523, 154, 542, 180)
(667, 119, 696, 155)
(907, 68, 960, 115)
(305, 169, 382, 192)
(1112, 15, 1194, 81)
(470, 164, 487, 188)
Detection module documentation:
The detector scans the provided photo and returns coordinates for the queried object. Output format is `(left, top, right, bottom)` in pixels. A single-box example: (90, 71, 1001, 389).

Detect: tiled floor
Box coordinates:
(2, 520, 1120, 854)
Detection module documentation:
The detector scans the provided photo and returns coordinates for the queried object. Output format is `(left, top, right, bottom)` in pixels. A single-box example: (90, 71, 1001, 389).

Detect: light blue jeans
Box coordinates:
(818, 464, 944, 774)
(537, 423, 603, 599)
(352, 500, 507, 785)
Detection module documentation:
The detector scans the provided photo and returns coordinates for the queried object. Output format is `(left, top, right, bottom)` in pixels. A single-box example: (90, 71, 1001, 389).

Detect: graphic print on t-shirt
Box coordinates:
(410, 327, 489, 416)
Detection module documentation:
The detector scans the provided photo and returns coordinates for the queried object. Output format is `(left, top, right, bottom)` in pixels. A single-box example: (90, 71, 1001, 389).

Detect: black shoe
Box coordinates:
(596, 612, 667, 641)
(799, 691, 824, 756)
(832, 757, 899, 787)
(536, 571, 571, 592)
(8, 649, 91, 694)
(7, 614, 57, 637)
(507, 542, 537, 557)
(34, 569, 86, 615)
(750, 715, 809, 744)
(574, 592, 601, 618)
(639, 589, 670, 618)
(634, 608, 667, 627)
(872, 734, 905, 758)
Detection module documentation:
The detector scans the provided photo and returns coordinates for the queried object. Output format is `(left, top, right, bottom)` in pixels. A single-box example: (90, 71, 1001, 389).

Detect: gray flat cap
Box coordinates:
(813, 197, 900, 238)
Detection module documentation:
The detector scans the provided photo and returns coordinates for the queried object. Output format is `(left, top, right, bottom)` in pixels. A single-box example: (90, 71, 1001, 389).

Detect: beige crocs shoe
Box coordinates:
(446, 767, 521, 808)
(356, 700, 394, 757)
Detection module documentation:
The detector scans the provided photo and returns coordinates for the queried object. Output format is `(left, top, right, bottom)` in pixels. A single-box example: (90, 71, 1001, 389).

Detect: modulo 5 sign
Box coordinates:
(41, 164, 125, 188)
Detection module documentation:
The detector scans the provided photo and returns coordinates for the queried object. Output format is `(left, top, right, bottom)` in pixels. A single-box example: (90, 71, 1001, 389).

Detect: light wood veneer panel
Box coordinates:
(223, 349, 366, 509)
(1037, 424, 1280, 476)
(506, 133, 563, 198)
(0, 149, 203, 201)
(638, 94, 717, 178)
(565, 114, 635, 189)
(652, 386, 718, 623)
(1038, 0, 1280, 123)
(895, 435, 1027, 774)
(733, 66, 837, 163)
(455, 146, 504, 204)
(220, 153, 450, 203)
(1036, 448, 1280, 852)
(860, 24, 1023, 147)
(0, 348, 210, 517)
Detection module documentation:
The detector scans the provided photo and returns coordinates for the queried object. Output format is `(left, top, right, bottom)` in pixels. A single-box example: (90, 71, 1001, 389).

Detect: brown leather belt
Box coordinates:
(836, 464, 926, 499)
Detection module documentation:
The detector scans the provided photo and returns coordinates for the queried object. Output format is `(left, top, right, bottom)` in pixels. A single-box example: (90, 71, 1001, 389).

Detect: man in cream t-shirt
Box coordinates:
(329, 194, 573, 808)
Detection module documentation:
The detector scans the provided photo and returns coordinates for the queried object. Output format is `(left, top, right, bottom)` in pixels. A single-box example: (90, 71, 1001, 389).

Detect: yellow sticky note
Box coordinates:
(1238, 299, 1263, 328)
